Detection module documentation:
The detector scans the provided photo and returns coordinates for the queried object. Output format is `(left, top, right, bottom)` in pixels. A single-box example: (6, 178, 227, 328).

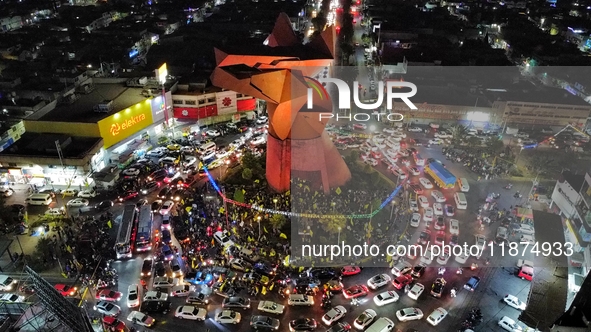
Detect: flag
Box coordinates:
(335, 187, 342, 195)
(107, 220, 112, 229)
(242, 189, 246, 195)
(264, 227, 268, 233)
(280, 233, 287, 239)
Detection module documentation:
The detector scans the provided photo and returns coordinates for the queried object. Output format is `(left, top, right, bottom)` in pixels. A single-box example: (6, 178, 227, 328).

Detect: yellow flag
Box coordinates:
(280, 233, 287, 239)
(335, 187, 342, 195)
(242, 189, 246, 194)
(107, 220, 112, 229)
(264, 227, 268, 233)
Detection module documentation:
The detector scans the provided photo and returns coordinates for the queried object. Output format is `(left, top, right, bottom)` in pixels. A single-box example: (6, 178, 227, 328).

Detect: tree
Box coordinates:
(361, 33, 372, 45)
(233, 188, 245, 203)
(466, 136, 481, 148)
(319, 217, 347, 234)
(450, 124, 468, 144)
(241, 168, 253, 180)
(269, 214, 287, 230)
(485, 137, 504, 155)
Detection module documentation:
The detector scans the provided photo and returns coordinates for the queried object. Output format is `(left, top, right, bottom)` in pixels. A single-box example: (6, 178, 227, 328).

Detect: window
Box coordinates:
(207, 98, 215, 103)
(185, 100, 196, 105)
(172, 100, 183, 105)
(198, 99, 205, 105)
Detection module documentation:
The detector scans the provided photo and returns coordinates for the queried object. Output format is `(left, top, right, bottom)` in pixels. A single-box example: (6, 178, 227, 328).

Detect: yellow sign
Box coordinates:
(156, 63, 167, 84)
(98, 100, 153, 148)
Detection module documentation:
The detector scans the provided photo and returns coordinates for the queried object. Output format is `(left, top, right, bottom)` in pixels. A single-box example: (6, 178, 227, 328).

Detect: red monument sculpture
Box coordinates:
(211, 13, 351, 193)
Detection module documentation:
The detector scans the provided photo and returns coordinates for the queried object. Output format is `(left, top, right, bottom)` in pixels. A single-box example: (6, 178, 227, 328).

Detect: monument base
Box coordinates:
(266, 132, 351, 193)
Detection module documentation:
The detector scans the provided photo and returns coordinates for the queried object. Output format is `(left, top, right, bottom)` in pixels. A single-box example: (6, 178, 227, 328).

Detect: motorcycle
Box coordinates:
(456, 268, 463, 275)
(438, 267, 446, 275)
(514, 192, 522, 198)
(505, 184, 513, 189)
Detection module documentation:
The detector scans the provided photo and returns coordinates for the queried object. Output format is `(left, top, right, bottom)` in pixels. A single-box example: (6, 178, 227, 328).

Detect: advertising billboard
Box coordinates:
(216, 91, 238, 115)
(98, 100, 153, 148)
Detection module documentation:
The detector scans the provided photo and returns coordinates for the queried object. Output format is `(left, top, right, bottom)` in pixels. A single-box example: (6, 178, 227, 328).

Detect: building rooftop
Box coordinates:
(485, 81, 591, 107)
(33, 83, 147, 123)
(560, 171, 586, 191)
(0, 133, 102, 159)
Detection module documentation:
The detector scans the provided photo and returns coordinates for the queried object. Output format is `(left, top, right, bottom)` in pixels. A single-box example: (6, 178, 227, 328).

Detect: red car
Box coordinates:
(103, 316, 126, 332)
(341, 266, 362, 276)
(434, 231, 446, 245)
(392, 274, 413, 290)
(117, 190, 138, 202)
(54, 284, 77, 297)
(343, 285, 369, 299)
(96, 289, 122, 302)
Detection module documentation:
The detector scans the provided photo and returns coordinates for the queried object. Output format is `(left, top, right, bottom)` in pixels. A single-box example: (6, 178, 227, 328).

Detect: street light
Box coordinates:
(331, 201, 336, 213)
(273, 198, 278, 210)
(337, 226, 342, 244)
(257, 216, 262, 240)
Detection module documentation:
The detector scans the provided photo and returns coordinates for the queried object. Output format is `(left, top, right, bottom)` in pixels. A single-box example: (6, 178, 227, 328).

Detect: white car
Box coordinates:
(215, 310, 242, 324)
(419, 178, 433, 189)
(374, 291, 399, 306)
(409, 199, 419, 212)
(147, 149, 167, 157)
(45, 208, 64, 216)
(498, 316, 523, 331)
(216, 149, 230, 159)
(396, 307, 424, 322)
(435, 132, 452, 138)
(418, 195, 429, 208)
(229, 258, 248, 271)
(322, 305, 347, 325)
(449, 219, 460, 235)
(127, 284, 140, 308)
(503, 294, 526, 310)
(520, 234, 534, 244)
(256, 116, 268, 124)
(433, 203, 443, 215)
(171, 285, 193, 297)
(0, 293, 24, 303)
(437, 249, 451, 265)
(174, 305, 207, 321)
(367, 274, 391, 290)
(518, 224, 535, 235)
(183, 156, 197, 167)
(354, 309, 377, 330)
(385, 149, 399, 159)
(127, 311, 155, 327)
(410, 213, 421, 227)
(180, 146, 194, 153)
(455, 248, 470, 264)
(144, 291, 168, 301)
(67, 198, 89, 207)
(94, 301, 121, 317)
(429, 138, 443, 145)
(426, 307, 448, 326)
(431, 190, 446, 203)
(365, 158, 378, 167)
(77, 190, 97, 198)
(251, 135, 266, 146)
(408, 127, 422, 132)
(257, 301, 285, 315)
(200, 150, 216, 161)
(383, 128, 397, 134)
(206, 129, 221, 137)
(159, 201, 174, 215)
(408, 283, 424, 300)
(409, 167, 420, 176)
(122, 168, 140, 176)
(423, 207, 434, 222)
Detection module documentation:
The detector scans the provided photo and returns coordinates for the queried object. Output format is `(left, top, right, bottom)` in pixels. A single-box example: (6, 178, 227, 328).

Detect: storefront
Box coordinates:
(172, 90, 256, 125)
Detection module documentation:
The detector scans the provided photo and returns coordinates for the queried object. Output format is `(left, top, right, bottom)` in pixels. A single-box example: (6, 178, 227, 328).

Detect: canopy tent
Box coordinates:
(515, 207, 533, 220)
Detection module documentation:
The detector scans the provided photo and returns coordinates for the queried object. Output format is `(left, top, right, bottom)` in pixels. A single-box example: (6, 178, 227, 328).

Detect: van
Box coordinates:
(366, 317, 395, 332)
(496, 226, 508, 243)
(238, 248, 260, 263)
(454, 192, 467, 210)
(25, 193, 52, 206)
(198, 142, 216, 155)
(458, 178, 469, 192)
(287, 294, 314, 306)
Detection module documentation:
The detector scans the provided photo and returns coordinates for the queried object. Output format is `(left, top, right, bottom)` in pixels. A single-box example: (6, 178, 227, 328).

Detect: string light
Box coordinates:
(203, 167, 405, 219)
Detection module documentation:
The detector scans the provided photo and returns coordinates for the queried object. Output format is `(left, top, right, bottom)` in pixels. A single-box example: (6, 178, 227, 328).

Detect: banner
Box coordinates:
(216, 91, 238, 115)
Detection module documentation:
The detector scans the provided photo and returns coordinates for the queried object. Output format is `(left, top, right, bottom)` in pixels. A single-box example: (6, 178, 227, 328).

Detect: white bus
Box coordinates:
(135, 206, 153, 252)
(454, 192, 467, 210)
(115, 205, 138, 259)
